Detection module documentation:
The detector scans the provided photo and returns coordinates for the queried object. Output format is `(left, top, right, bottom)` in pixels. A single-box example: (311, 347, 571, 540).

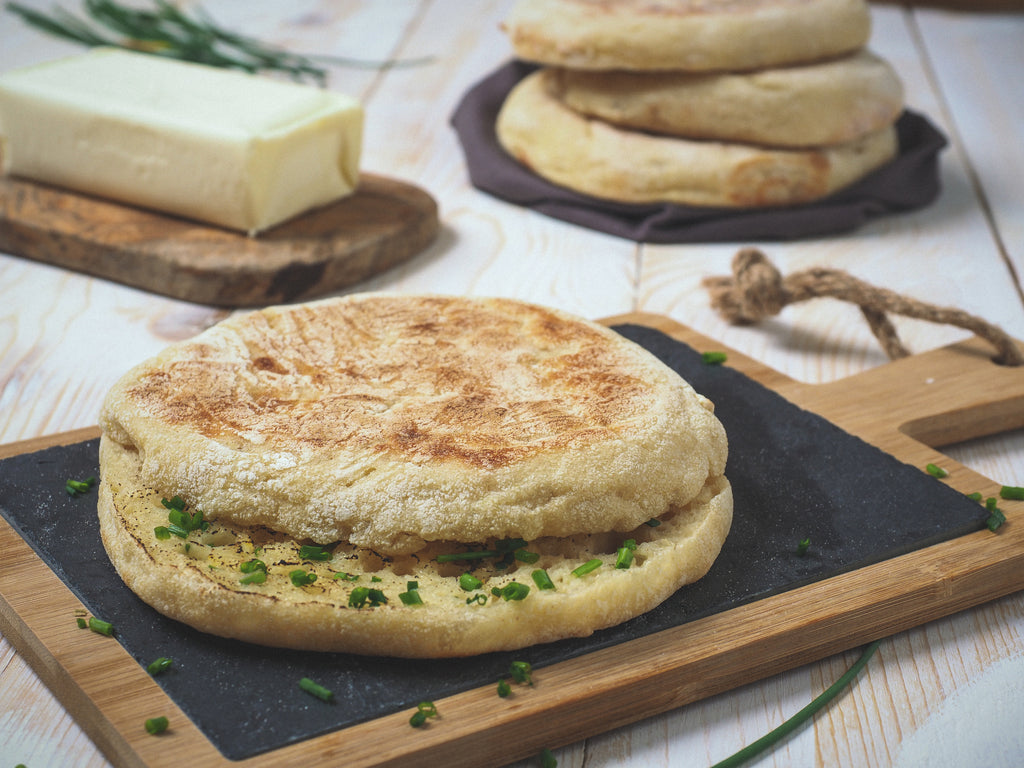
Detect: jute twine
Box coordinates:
(702, 248, 1024, 366)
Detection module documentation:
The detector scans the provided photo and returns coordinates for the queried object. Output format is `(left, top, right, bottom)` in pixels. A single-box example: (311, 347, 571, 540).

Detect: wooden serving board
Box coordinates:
(1, 313, 1023, 768)
(0, 173, 439, 307)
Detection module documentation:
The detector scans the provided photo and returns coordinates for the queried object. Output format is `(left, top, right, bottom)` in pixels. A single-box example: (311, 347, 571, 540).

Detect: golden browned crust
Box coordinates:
(99, 294, 729, 554)
(550, 50, 904, 148)
(503, 0, 872, 71)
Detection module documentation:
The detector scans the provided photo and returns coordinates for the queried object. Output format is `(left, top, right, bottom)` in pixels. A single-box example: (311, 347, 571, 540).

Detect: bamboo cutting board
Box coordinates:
(0, 313, 1022, 768)
(0, 173, 439, 307)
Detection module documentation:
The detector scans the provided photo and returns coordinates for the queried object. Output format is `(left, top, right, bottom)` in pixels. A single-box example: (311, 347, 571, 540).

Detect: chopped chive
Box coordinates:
(925, 463, 948, 478)
(65, 476, 97, 496)
(614, 539, 637, 569)
(497, 679, 512, 697)
(459, 573, 483, 591)
(509, 661, 533, 685)
(1001, 485, 1024, 501)
(491, 582, 530, 601)
(702, 351, 728, 365)
(540, 748, 558, 768)
(146, 657, 173, 676)
(87, 616, 114, 636)
(796, 537, 811, 557)
(409, 701, 438, 728)
(531, 569, 555, 590)
(349, 586, 387, 608)
(299, 544, 333, 561)
(967, 491, 983, 502)
(289, 569, 317, 587)
(239, 559, 267, 573)
(334, 572, 360, 581)
(154, 526, 171, 540)
(710, 640, 880, 768)
(437, 549, 500, 563)
(299, 676, 334, 702)
(161, 496, 186, 511)
(400, 581, 424, 606)
(572, 558, 603, 577)
(144, 716, 169, 735)
(986, 507, 1007, 532)
(466, 594, 488, 606)
(240, 570, 267, 585)
(514, 548, 540, 564)
(76, 617, 88, 629)
(644, 518, 662, 527)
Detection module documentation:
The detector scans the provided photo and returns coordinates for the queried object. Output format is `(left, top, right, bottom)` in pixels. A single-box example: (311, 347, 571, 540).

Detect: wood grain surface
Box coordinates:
(0, 173, 439, 307)
(1, 314, 1021, 768)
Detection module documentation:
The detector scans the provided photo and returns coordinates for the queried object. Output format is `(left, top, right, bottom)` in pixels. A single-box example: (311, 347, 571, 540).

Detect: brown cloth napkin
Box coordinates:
(450, 61, 948, 243)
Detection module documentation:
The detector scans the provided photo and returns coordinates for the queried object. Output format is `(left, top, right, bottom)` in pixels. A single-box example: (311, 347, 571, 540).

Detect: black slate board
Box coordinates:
(0, 324, 987, 760)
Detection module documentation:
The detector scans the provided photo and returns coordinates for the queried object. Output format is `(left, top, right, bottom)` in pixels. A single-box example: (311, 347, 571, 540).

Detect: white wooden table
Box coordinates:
(2, 2, 1022, 766)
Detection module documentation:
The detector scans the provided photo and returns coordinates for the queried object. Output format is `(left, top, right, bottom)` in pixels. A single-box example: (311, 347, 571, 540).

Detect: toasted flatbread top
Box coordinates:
(97, 434, 733, 657)
(503, 0, 872, 71)
(551, 50, 904, 148)
(496, 69, 898, 208)
(99, 294, 728, 554)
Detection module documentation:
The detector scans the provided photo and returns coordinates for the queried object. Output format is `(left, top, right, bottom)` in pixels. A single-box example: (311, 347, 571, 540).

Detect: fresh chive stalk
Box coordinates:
(6, 0, 433, 86)
(299, 544, 332, 562)
(710, 640, 881, 768)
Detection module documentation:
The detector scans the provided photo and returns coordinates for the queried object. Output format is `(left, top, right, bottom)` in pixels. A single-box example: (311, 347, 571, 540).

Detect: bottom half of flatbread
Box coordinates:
(97, 435, 732, 657)
(496, 68, 898, 209)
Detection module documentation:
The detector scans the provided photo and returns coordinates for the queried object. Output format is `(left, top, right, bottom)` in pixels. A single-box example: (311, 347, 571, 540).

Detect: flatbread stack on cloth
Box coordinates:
(497, 0, 906, 207)
(97, 294, 732, 657)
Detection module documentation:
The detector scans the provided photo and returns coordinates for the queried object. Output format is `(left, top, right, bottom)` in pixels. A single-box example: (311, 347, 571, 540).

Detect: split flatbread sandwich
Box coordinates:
(97, 294, 732, 657)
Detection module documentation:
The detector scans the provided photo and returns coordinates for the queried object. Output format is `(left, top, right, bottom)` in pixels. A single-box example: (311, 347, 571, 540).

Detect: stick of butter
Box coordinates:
(0, 47, 363, 234)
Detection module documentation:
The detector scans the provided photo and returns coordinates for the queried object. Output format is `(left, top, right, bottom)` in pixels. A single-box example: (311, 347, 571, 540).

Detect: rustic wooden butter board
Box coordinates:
(1, 313, 1022, 768)
(0, 173, 439, 307)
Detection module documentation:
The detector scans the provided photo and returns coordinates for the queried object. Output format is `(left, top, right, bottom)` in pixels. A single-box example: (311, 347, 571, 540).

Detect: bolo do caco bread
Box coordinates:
(97, 295, 732, 657)
(497, 0, 906, 208)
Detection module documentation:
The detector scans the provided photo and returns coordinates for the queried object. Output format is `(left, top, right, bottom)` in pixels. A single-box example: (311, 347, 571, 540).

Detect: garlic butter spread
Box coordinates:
(0, 47, 363, 234)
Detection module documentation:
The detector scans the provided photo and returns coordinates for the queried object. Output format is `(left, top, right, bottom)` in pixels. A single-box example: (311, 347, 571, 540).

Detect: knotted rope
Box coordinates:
(702, 248, 1023, 366)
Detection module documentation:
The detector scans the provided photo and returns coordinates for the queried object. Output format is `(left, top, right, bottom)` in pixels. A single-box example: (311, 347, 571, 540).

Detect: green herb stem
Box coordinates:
(710, 640, 881, 768)
(1001, 485, 1024, 501)
(146, 656, 173, 675)
(299, 676, 334, 702)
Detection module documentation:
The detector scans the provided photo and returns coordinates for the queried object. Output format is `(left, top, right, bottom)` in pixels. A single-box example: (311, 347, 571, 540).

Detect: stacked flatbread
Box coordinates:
(497, 0, 906, 207)
(97, 294, 732, 657)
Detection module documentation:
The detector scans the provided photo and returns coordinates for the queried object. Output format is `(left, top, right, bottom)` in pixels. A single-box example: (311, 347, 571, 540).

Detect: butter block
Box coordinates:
(0, 48, 363, 234)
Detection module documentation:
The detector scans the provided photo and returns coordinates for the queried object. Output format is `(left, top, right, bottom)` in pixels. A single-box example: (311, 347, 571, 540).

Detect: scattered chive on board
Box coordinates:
(144, 716, 169, 735)
(1001, 485, 1024, 501)
(299, 677, 334, 702)
(146, 657, 173, 676)
(925, 463, 948, 478)
(701, 351, 728, 365)
(409, 701, 438, 728)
